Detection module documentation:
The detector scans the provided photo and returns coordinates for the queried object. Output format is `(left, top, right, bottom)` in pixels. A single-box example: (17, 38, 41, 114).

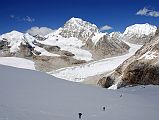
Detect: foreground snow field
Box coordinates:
(51, 42, 142, 82)
(0, 57, 35, 70)
(0, 65, 159, 120)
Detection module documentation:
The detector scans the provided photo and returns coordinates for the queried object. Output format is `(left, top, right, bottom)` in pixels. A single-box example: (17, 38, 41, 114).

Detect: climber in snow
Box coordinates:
(78, 112, 82, 119)
(103, 106, 106, 111)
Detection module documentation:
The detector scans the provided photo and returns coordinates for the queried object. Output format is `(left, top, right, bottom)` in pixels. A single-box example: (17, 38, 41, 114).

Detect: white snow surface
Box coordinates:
(138, 51, 158, 60)
(0, 57, 35, 70)
(123, 23, 157, 37)
(50, 42, 142, 82)
(0, 65, 159, 120)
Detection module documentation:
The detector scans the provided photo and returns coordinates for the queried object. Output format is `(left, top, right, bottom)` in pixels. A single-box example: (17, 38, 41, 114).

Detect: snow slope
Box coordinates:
(0, 65, 159, 120)
(0, 57, 35, 70)
(50, 42, 142, 82)
(39, 33, 93, 61)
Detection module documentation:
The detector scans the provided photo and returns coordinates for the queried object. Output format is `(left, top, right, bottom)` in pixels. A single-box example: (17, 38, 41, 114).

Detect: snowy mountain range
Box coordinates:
(0, 17, 158, 88)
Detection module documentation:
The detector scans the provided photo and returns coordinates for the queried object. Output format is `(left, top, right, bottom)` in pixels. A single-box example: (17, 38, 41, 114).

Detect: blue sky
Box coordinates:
(0, 0, 159, 34)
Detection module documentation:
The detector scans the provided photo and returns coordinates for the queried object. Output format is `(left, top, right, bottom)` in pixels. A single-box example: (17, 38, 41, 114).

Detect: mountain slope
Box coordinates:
(0, 65, 159, 120)
(98, 28, 159, 89)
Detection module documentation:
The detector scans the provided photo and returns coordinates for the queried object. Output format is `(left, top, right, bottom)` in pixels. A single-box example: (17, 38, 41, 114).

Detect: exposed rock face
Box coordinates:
(33, 40, 61, 53)
(33, 35, 46, 41)
(34, 56, 86, 72)
(98, 28, 159, 88)
(0, 40, 8, 49)
(0, 40, 11, 57)
(86, 32, 130, 59)
(95, 35, 129, 58)
(61, 50, 75, 57)
(122, 60, 159, 85)
(123, 23, 157, 45)
(155, 28, 159, 35)
(16, 42, 33, 57)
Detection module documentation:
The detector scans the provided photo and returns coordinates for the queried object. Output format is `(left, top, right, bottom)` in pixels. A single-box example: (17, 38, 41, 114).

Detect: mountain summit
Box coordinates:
(59, 17, 99, 41)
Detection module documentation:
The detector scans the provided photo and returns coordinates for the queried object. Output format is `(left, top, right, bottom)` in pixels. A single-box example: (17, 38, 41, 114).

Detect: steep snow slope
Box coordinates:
(0, 57, 35, 70)
(0, 65, 159, 120)
(50, 42, 142, 82)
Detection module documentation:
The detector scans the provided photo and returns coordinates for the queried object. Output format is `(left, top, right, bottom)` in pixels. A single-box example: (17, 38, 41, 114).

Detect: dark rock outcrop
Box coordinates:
(122, 60, 159, 85)
(16, 43, 33, 57)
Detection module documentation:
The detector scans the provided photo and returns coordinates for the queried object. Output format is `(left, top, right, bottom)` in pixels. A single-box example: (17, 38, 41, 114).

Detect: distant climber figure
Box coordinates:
(78, 113, 82, 119)
(120, 94, 123, 97)
(102, 106, 106, 111)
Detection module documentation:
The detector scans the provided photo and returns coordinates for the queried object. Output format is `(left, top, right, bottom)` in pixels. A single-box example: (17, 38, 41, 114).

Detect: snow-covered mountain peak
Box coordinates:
(122, 23, 157, 44)
(67, 17, 83, 23)
(109, 32, 122, 40)
(123, 23, 157, 36)
(0, 30, 35, 42)
(110, 32, 121, 37)
(59, 17, 99, 40)
(0, 31, 36, 52)
(0, 30, 23, 40)
(66, 17, 98, 29)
